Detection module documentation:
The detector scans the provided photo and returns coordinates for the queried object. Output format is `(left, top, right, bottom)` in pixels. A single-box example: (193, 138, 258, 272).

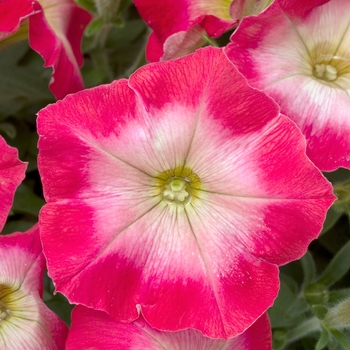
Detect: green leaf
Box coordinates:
(284, 298, 309, 320)
(43, 272, 74, 326)
(0, 122, 17, 139)
(312, 305, 328, 320)
(12, 183, 45, 217)
(0, 41, 52, 119)
(315, 328, 330, 350)
(1, 220, 36, 235)
(317, 240, 350, 287)
(301, 251, 316, 287)
(329, 288, 350, 303)
(324, 168, 350, 185)
(75, 0, 96, 12)
(269, 274, 300, 328)
(85, 18, 104, 37)
(45, 297, 74, 326)
(321, 207, 343, 235)
(272, 330, 287, 349)
(330, 329, 350, 349)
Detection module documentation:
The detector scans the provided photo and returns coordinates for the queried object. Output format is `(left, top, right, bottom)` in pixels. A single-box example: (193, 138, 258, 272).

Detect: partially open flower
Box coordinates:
(0, 136, 27, 232)
(66, 306, 272, 349)
(38, 46, 335, 338)
(0, 225, 68, 349)
(225, 0, 350, 171)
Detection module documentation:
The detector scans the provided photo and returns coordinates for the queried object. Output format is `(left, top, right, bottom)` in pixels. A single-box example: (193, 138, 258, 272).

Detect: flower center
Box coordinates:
(0, 284, 14, 324)
(0, 300, 11, 323)
(313, 63, 338, 82)
(154, 166, 202, 207)
(162, 177, 191, 205)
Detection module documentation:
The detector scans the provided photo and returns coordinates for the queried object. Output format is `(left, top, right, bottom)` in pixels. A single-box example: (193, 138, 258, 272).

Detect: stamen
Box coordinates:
(0, 301, 11, 322)
(314, 64, 337, 81)
(162, 178, 191, 205)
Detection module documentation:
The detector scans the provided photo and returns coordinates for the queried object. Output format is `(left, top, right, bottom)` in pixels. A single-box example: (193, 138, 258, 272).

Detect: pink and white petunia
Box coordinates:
(225, 0, 350, 171)
(28, 0, 91, 100)
(66, 306, 272, 349)
(134, 0, 237, 61)
(37, 47, 335, 339)
(0, 225, 68, 349)
(0, 0, 33, 40)
(0, 136, 27, 232)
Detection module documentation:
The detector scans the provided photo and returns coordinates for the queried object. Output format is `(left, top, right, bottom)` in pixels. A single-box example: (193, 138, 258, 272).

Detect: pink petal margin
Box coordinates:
(0, 225, 68, 349)
(37, 47, 335, 339)
(28, 0, 91, 100)
(0, 0, 34, 40)
(0, 136, 27, 232)
(66, 306, 272, 350)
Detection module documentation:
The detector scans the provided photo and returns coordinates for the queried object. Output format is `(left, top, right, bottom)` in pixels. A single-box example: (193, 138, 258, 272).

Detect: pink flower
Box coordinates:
(0, 225, 68, 349)
(225, 0, 350, 171)
(37, 47, 334, 338)
(66, 306, 272, 349)
(0, 0, 91, 100)
(134, 0, 237, 61)
(0, 136, 27, 232)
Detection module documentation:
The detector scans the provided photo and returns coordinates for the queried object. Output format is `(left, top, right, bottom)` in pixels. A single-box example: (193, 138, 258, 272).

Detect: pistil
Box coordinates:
(0, 300, 11, 322)
(162, 178, 191, 205)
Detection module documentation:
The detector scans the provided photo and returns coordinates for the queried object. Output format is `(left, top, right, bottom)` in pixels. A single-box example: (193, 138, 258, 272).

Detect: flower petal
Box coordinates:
(0, 136, 27, 232)
(66, 306, 272, 350)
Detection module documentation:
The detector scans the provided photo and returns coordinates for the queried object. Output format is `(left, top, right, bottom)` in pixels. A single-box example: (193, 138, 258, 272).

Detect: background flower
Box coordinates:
(66, 306, 272, 349)
(0, 225, 68, 349)
(225, 0, 350, 171)
(38, 47, 334, 338)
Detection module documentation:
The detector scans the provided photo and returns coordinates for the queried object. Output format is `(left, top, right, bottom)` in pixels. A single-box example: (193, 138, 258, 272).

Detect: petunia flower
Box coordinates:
(0, 0, 91, 100)
(65, 306, 272, 349)
(0, 225, 68, 349)
(0, 136, 27, 232)
(225, 0, 350, 171)
(37, 46, 335, 339)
